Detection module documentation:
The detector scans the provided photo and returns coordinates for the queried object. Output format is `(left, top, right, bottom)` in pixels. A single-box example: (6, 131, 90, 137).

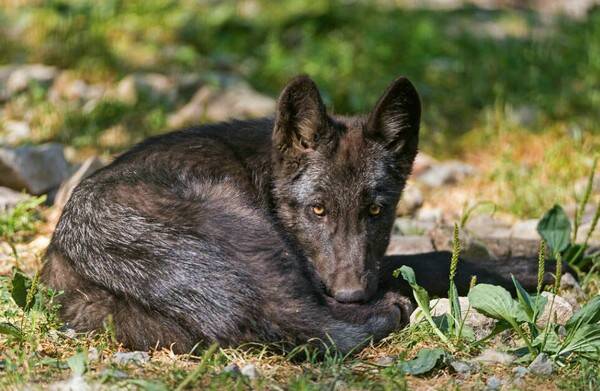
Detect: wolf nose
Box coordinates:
(333, 288, 367, 303)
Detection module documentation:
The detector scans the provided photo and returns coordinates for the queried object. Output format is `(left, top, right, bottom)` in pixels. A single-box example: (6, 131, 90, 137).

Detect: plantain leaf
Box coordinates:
(67, 351, 88, 377)
(11, 271, 32, 310)
(468, 284, 527, 323)
(399, 348, 446, 375)
(537, 205, 572, 254)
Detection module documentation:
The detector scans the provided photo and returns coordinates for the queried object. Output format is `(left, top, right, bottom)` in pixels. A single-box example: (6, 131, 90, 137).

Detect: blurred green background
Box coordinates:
(1, 0, 599, 216)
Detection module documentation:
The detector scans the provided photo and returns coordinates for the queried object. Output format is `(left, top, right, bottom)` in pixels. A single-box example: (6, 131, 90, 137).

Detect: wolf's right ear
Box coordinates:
(273, 75, 328, 155)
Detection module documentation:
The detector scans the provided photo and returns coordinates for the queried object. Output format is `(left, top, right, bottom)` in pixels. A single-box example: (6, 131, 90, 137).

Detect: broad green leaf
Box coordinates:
(468, 284, 527, 323)
(537, 205, 572, 254)
(11, 271, 34, 311)
(396, 266, 417, 287)
(67, 351, 88, 377)
(0, 322, 22, 338)
(399, 348, 445, 375)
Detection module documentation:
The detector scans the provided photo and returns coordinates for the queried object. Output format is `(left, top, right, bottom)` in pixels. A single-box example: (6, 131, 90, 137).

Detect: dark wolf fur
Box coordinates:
(42, 76, 561, 354)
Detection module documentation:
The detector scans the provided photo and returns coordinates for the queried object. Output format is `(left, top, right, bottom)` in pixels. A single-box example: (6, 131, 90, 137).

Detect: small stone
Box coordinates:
(474, 349, 515, 365)
(0, 186, 28, 212)
(240, 363, 260, 379)
(60, 327, 77, 339)
(486, 376, 503, 390)
(0, 143, 71, 195)
(386, 235, 435, 255)
(449, 360, 475, 377)
(410, 297, 495, 339)
(112, 351, 150, 366)
(374, 355, 395, 367)
(412, 152, 436, 176)
(393, 217, 436, 236)
(100, 368, 129, 380)
(396, 182, 423, 215)
(536, 292, 574, 327)
(222, 363, 241, 376)
(114, 73, 176, 105)
(1, 120, 31, 144)
(6, 64, 57, 95)
(528, 353, 553, 376)
(512, 366, 528, 378)
(416, 161, 475, 187)
(87, 347, 99, 362)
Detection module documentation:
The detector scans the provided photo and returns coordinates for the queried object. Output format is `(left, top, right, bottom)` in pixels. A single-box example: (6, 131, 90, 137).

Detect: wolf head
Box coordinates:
(271, 75, 420, 303)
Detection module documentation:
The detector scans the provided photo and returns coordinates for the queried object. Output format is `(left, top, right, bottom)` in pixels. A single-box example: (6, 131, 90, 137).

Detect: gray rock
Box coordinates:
(167, 81, 275, 128)
(0, 144, 70, 195)
(112, 351, 150, 366)
(99, 368, 129, 380)
(464, 214, 512, 238)
(412, 152, 436, 176)
(374, 355, 395, 367)
(417, 161, 475, 187)
(222, 363, 241, 376)
(416, 207, 442, 223)
(486, 376, 503, 390)
(240, 363, 259, 379)
(115, 73, 176, 105)
(410, 297, 495, 339)
(528, 353, 553, 376)
(0, 186, 28, 211)
(1, 120, 31, 145)
(49, 72, 105, 103)
(536, 292, 574, 327)
(512, 366, 528, 378)
(474, 349, 515, 365)
(87, 347, 99, 362)
(511, 219, 540, 241)
(60, 327, 77, 339)
(5, 64, 57, 95)
(386, 235, 435, 255)
(51, 156, 105, 215)
(559, 273, 586, 308)
(449, 360, 477, 377)
(393, 217, 436, 236)
(396, 182, 423, 215)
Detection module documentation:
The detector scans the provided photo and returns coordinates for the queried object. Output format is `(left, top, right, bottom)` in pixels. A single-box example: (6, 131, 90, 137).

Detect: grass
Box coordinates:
(1, 1, 600, 389)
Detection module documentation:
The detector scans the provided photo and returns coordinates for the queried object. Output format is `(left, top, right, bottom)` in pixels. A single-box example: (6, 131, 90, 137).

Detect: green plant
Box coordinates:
(0, 196, 46, 267)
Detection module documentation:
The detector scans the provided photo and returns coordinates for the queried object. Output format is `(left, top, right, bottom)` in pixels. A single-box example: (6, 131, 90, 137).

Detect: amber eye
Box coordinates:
(312, 205, 326, 217)
(369, 204, 381, 216)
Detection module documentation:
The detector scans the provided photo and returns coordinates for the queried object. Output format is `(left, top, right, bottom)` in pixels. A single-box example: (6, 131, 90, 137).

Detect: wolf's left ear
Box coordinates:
(365, 77, 420, 157)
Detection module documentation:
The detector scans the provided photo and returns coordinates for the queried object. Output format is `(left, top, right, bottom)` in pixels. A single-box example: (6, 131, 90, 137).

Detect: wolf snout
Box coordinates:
(333, 287, 368, 303)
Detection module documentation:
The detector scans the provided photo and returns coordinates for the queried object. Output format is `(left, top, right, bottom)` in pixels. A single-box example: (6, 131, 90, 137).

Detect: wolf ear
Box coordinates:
(273, 75, 328, 154)
(366, 77, 420, 156)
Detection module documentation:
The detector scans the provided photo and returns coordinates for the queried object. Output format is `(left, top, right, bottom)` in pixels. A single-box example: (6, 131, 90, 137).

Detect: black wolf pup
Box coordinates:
(42, 75, 421, 353)
(41, 75, 562, 354)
